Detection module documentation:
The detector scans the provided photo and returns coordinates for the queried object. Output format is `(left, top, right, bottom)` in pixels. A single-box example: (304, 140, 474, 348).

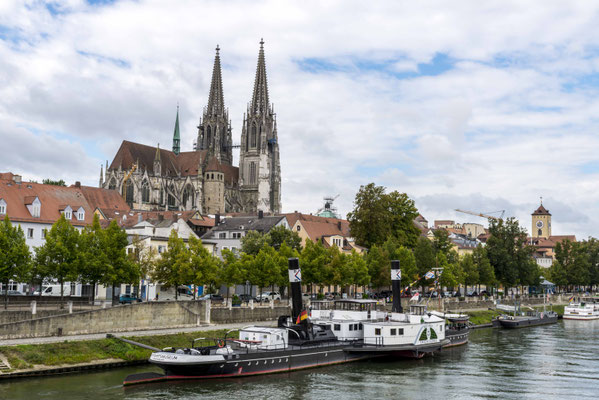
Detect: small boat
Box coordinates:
(430, 311, 470, 347)
(563, 297, 599, 320)
(496, 310, 558, 328)
(123, 258, 370, 386)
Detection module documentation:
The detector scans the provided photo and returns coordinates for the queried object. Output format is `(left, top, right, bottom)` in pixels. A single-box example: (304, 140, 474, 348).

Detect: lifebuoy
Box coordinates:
(218, 339, 226, 348)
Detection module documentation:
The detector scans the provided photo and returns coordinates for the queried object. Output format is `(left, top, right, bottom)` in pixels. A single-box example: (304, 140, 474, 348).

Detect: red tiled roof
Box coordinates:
(434, 220, 455, 227)
(532, 204, 551, 215)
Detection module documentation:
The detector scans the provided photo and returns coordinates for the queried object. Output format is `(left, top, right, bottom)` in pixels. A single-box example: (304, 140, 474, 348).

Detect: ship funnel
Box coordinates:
(288, 258, 303, 323)
(391, 260, 403, 313)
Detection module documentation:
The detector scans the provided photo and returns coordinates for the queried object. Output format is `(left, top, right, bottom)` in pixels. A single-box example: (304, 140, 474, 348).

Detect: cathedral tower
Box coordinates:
(196, 45, 233, 165)
(172, 106, 180, 155)
(532, 200, 551, 238)
(239, 40, 281, 214)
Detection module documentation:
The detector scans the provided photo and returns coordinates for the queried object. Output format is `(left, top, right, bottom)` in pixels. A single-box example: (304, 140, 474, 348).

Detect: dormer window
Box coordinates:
(0, 199, 6, 215)
(62, 205, 73, 220)
(65, 210, 72, 219)
(77, 207, 85, 221)
(32, 198, 41, 218)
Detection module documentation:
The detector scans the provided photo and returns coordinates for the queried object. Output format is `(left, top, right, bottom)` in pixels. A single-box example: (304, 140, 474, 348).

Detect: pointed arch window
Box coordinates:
(183, 185, 194, 210)
(141, 180, 150, 203)
(249, 162, 257, 185)
(206, 125, 212, 148)
(108, 178, 116, 190)
(221, 126, 227, 151)
(167, 185, 176, 210)
(125, 180, 134, 205)
(250, 123, 257, 148)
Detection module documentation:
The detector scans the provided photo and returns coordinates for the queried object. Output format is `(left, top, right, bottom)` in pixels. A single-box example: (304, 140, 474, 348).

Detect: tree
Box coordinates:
(486, 217, 534, 290)
(473, 245, 495, 290)
(78, 214, 108, 304)
(347, 183, 420, 249)
(152, 230, 190, 300)
(461, 253, 479, 292)
(240, 231, 272, 255)
(221, 249, 245, 298)
(300, 240, 329, 291)
(42, 178, 66, 186)
(348, 250, 370, 293)
(40, 215, 80, 307)
(248, 245, 280, 298)
(584, 238, 599, 288)
(129, 234, 157, 301)
(188, 236, 221, 297)
(269, 225, 302, 252)
(103, 220, 138, 303)
(432, 229, 452, 256)
(555, 239, 590, 289)
(275, 242, 300, 297)
(366, 245, 389, 289)
(0, 216, 30, 309)
(439, 252, 461, 289)
(414, 236, 435, 286)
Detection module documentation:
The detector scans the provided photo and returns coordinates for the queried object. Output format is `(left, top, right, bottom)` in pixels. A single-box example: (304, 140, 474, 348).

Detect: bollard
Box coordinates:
(31, 300, 37, 315)
(250, 299, 254, 310)
(228, 297, 232, 310)
(270, 298, 274, 309)
(205, 299, 211, 324)
(68, 301, 73, 314)
(102, 300, 108, 309)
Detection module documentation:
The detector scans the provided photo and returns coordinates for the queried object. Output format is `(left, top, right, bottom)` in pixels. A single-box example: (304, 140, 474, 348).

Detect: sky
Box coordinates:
(1, 1, 599, 238)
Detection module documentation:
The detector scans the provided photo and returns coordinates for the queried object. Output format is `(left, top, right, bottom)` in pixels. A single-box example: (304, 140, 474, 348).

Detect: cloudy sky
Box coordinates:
(1, 1, 599, 238)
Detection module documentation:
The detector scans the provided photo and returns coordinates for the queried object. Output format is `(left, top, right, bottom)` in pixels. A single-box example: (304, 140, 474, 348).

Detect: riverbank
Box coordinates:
(0, 328, 235, 378)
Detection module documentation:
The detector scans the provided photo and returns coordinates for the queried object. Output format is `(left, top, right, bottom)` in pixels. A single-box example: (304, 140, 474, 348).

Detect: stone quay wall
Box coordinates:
(0, 300, 207, 340)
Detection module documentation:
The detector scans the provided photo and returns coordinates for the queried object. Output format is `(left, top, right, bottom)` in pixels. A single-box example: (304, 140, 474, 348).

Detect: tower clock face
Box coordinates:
(536, 220, 544, 229)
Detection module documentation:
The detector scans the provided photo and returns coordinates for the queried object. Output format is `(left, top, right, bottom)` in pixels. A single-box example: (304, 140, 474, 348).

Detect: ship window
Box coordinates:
(375, 328, 381, 336)
(390, 329, 397, 336)
(349, 325, 354, 331)
(398, 328, 404, 335)
(354, 324, 359, 330)
(334, 324, 341, 331)
(359, 323, 363, 330)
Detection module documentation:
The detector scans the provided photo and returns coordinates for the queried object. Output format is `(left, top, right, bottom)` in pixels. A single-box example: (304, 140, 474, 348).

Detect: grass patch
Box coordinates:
(532, 304, 564, 315)
(466, 309, 503, 325)
(0, 328, 237, 371)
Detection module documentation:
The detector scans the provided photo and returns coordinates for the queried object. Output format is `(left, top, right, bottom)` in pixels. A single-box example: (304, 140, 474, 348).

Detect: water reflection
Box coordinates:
(1, 320, 598, 399)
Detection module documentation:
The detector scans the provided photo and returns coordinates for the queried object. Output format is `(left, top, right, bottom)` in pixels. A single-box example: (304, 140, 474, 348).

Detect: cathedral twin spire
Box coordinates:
(207, 45, 225, 117)
(251, 39, 271, 116)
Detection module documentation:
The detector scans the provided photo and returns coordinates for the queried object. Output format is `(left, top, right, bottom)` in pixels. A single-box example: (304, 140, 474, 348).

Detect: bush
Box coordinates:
(232, 295, 241, 306)
(458, 297, 465, 302)
(317, 293, 325, 300)
(362, 293, 369, 299)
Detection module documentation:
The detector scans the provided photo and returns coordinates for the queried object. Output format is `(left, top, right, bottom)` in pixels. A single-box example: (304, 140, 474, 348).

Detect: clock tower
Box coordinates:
(531, 201, 551, 238)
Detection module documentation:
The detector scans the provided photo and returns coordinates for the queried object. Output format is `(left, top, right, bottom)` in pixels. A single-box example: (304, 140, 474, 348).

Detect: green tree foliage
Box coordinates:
(299, 240, 330, 290)
(37, 215, 80, 306)
(554, 239, 590, 287)
(347, 183, 420, 249)
(584, 238, 599, 287)
(366, 245, 389, 289)
(103, 220, 138, 303)
(432, 229, 452, 256)
(473, 246, 495, 288)
(249, 245, 280, 298)
(0, 216, 30, 308)
(78, 214, 108, 303)
(414, 236, 435, 285)
(240, 231, 272, 255)
(486, 217, 534, 288)
(269, 225, 302, 252)
(439, 252, 461, 289)
(460, 253, 479, 288)
(348, 250, 370, 288)
(152, 230, 189, 300)
(275, 243, 300, 296)
(42, 178, 66, 186)
(188, 236, 221, 297)
(128, 235, 158, 300)
(221, 248, 245, 297)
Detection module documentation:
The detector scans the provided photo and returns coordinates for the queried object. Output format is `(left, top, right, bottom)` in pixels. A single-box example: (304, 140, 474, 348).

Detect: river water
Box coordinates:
(1, 320, 598, 399)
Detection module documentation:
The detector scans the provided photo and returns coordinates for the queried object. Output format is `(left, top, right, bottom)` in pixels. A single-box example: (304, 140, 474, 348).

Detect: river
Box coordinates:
(1, 320, 598, 399)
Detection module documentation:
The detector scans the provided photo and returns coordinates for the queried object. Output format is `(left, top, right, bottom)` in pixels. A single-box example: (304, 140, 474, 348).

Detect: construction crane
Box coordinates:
(455, 209, 505, 221)
(316, 195, 340, 217)
(121, 162, 139, 200)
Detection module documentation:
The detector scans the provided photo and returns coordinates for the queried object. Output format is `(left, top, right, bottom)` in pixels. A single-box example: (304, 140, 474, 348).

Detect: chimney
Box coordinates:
(215, 214, 220, 225)
(258, 210, 264, 219)
(75, 181, 81, 188)
(288, 258, 303, 325)
(14, 175, 21, 184)
(337, 221, 341, 230)
(391, 260, 403, 313)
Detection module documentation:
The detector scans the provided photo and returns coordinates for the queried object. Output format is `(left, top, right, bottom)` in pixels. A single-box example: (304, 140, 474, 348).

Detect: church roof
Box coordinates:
(207, 45, 226, 117)
(109, 140, 239, 184)
(532, 204, 551, 215)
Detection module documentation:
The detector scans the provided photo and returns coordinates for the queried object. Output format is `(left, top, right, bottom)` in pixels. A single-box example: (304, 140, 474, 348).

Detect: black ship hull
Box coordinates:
(124, 343, 369, 386)
(444, 328, 469, 347)
(497, 314, 558, 329)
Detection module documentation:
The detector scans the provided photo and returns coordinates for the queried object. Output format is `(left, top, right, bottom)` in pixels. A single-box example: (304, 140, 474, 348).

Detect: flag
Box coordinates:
(410, 292, 420, 302)
(424, 271, 435, 279)
(568, 295, 574, 302)
(296, 309, 308, 324)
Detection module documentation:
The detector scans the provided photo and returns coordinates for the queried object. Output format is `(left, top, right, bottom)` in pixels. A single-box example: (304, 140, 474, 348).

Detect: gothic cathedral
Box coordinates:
(101, 41, 282, 215)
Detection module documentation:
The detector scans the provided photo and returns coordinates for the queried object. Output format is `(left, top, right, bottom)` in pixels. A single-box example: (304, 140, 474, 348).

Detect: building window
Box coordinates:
(27, 228, 33, 239)
(64, 210, 72, 219)
(219, 232, 227, 239)
(232, 232, 241, 239)
(77, 210, 85, 221)
(142, 181, 150, 203)
(249, 162, 256, 185)
(125, 180, 134, 205)
(250, 123, 257, 148)
(0, 204, 5, 214)
(108, 179, 116, 190)
(42, 229, 47, 239)
(296, 225, 300, 231)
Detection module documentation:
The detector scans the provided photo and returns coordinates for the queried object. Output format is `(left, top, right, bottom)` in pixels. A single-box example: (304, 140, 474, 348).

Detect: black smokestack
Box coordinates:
(288, 258, 303, 323)
(391, 260, 403, 313)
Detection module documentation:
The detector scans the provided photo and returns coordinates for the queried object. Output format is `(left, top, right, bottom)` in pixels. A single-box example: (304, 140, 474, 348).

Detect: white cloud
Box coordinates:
(1, 1, 599, 237)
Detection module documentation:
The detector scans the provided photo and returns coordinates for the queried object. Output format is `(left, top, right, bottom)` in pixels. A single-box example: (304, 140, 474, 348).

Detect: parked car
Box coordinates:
(119, 294, 141, 304)
(199, 294, 224, 302)
(257, 291, 281, 302)
(0, 290, 24, 296)
(442, 291, 453, 298)
(466, 291, 478, 297)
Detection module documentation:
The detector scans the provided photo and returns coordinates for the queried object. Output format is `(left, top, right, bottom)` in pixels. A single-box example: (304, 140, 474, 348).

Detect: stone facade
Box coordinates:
(102, 41, 281, 215)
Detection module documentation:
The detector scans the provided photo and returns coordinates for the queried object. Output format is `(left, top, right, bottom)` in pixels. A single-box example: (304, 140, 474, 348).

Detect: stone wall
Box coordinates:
(211, 305, 290, 324)
(0, 310, 68, 325)
(0, 300, 207, 340)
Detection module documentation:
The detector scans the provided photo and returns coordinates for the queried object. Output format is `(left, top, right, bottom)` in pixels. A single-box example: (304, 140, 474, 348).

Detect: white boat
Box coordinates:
(310, 299, 386, 341)
(564, 297, 599, 320)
